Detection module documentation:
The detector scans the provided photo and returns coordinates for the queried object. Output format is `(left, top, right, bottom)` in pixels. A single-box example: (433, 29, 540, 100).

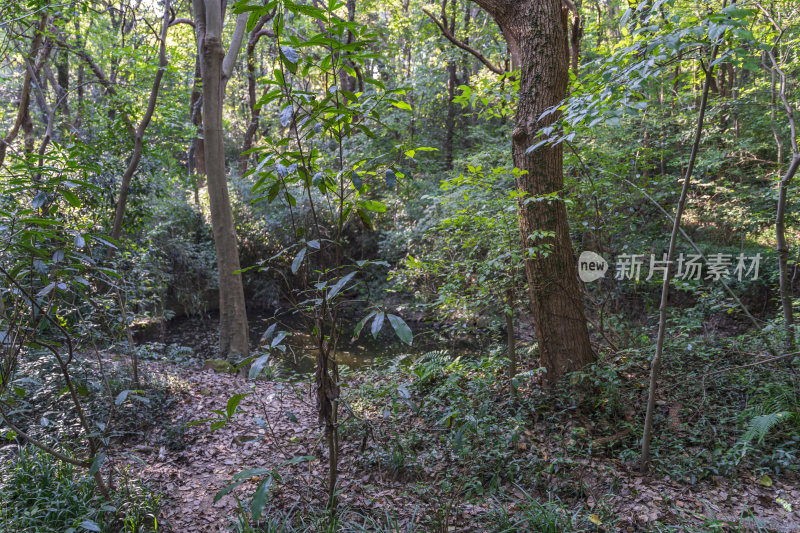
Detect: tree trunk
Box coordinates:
(472, 0, 595, 384)
(0, 15, 48, 168)
(506, 288, 517, 379)
(188, 57, 204, 204)
(110, 1, 171, 243)
(239, 14, 275, 175)
(193, 0, 250, 363)
(444, 13, 457, 171)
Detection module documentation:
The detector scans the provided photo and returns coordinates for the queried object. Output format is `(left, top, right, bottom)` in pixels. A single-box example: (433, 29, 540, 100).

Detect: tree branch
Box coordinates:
(110, 0, 172, 242)
(422, 8, 505, 75)
(169, 17, 194, 27)
(0, 14, 48, 168)
(50, 32, 136, 139)
(222, 11, 249, 82)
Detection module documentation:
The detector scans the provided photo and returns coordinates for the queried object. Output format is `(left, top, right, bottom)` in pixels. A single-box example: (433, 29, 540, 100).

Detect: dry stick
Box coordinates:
(702, 351, 800, 379)
(0, 403, 91, 468)
(640, 44, 719, 474)
(623, 178, 778, 357)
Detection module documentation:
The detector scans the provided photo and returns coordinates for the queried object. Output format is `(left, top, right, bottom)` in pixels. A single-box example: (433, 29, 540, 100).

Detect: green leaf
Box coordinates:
(327, 271, 357, 300)
(250, 476, 273, 521)
(279, 104, 293, 127)
(226, 393, 251, 419)
(291, 247, 306, 274)
(213, 468, 270, 503)
(88, 452, 106, 477)
(280, 45, 299, 64)
(115, 390, 129, 406)
(249, 354, 271, 379)
(359, 200, 387, 213)
(271, 332, 288, 347)
(391, 100, 412, 111)
(371, 312, 385, 338)
(79, 520, 102, 532)
(357, 207, 373, 230)
(280, 455, 316, 466)
(353, 311, 377, 339)
(61, 190, 81, 207)
(31, 191, 47, 208)
(387, 314, 413, 345)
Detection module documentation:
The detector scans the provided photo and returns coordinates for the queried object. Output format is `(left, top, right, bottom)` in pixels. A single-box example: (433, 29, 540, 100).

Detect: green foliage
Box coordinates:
(392, 163, 528, 334)
(0, 447, 161, 532)
(738, 381, 800, 464)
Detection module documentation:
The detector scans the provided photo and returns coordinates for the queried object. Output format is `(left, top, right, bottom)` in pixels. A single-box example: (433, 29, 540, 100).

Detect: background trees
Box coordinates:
(2, 0, 800, 530)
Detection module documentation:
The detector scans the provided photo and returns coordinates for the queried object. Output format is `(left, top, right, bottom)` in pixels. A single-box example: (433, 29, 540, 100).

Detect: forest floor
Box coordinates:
(107, 356, 800, 532)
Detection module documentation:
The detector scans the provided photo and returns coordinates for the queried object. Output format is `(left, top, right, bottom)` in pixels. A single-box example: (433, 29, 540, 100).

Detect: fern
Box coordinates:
(412, 350, 450, 384)
(738, 383, 800, 458)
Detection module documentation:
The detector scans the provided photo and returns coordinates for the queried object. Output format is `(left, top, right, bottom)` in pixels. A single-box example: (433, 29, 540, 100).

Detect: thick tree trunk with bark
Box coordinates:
(470, 0, 595, 384)
(193, 0, 250, 363)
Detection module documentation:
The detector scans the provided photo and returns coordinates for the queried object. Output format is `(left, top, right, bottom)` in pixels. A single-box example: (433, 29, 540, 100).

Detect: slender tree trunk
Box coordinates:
(471, 0, 595, 385)
(239, 14, 275, 175)
(767, 48, 800, 353)
(777, 157, 800, 352)
(444, 62, 457, 169)
(188, 57, 204, 204)
(110, 1, 171, 242)
(74, 19, 84, 130)
(506, 288, 516, 379)
(444, 2, 457, 171)
(0, 15, 48, 168)
(641, 44, 718, 473)
(193, 0, 250, 363)
(569, 0, 583, 74)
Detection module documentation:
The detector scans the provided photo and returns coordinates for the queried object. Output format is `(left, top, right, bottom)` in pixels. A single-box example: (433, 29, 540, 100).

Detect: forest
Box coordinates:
(1, 0, 799, 531)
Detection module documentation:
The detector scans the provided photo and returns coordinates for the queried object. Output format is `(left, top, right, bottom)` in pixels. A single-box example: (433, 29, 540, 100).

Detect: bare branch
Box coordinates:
(422, 8, 505, 75)
(50, 32, 136, 139)
(169, 17, 195, 27)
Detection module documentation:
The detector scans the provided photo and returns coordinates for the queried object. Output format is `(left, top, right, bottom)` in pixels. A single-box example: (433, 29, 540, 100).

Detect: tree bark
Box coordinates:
(188, 57, 204, 203)
(193, 0, 250, 363)
(506, 288, 517, 379)
(470, 0, 595, 384)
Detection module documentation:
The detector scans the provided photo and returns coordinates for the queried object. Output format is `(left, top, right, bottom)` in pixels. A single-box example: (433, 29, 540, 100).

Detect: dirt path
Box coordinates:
(110, 362, 322, 532)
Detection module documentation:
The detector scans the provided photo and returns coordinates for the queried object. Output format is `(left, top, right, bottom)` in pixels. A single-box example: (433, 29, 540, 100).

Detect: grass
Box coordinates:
(0, 446, 162, 532)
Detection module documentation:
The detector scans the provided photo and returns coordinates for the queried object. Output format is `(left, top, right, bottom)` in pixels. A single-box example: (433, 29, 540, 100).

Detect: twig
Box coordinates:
(702, 351, 800, 379)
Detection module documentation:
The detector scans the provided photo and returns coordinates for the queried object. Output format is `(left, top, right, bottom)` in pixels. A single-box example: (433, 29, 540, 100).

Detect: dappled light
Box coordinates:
(1, 0, 800, 531)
